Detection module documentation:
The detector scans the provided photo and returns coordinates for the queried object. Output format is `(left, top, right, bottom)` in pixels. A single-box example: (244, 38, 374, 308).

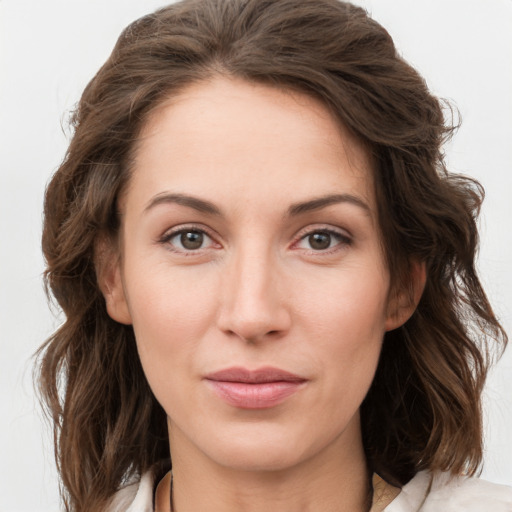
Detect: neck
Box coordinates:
(167, 415, 372, 512)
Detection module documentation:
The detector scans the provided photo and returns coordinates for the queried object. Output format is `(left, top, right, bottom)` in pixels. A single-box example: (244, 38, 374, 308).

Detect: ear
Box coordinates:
(95, 236, 132, 325)
(385, 260, 426, 332)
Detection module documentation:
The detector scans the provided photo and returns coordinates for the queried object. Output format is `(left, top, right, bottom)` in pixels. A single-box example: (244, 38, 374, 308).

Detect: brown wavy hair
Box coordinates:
(37, 0, 507, 510)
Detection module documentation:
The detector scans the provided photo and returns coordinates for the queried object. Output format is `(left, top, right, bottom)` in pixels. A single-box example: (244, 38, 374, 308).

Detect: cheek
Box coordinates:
(292, 261, 389, 397)
(294, 259, 390, 340)
(123, 262, 220, 391)
(127, 260, 219, 337)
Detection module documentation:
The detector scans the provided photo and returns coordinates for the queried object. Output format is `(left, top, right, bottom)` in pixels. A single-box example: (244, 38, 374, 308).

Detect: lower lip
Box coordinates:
(205, 380, 305, 409)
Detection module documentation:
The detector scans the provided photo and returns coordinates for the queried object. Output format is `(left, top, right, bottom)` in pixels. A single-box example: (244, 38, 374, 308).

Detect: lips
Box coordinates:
(204, 366, 307, 409)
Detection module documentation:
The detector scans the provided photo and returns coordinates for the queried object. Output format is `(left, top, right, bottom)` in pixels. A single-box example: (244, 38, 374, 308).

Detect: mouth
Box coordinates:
(204, 366, 307, 409)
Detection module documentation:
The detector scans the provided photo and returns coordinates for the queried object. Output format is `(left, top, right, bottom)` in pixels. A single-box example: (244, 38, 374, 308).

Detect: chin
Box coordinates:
(212, 442, 308, 473)
(198, 422, 333, 474)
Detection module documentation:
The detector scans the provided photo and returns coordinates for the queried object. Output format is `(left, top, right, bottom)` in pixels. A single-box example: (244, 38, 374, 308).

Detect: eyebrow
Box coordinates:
(287, 194, 371, 217)
(144, 192, 222, 216)
(143, 192, 371, 217)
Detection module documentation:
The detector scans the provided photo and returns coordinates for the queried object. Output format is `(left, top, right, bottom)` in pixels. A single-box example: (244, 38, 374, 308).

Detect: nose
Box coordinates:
(216, 246, 291, 343)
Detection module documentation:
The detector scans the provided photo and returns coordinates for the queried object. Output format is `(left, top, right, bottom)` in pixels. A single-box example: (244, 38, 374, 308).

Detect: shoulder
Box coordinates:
(106, 470, 155, 512)
(423, 472, 512, 511)
(386, 470, 512, 512)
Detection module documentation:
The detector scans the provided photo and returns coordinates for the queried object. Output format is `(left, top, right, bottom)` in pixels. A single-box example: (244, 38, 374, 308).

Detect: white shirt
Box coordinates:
(107, 469, 512, 512)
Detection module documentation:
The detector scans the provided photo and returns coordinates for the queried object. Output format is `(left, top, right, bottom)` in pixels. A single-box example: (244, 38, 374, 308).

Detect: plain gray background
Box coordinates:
(1, 0, 511, 510)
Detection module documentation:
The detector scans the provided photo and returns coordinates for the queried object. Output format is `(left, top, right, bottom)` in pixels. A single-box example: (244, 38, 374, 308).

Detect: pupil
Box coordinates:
(181, 231, 203, 250)
(309, 232, 331, 250)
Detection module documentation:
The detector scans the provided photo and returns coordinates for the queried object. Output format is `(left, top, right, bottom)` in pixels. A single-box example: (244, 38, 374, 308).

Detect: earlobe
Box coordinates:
(385, 260, 426, 332)
(102, 264, 133, 325)
(95, 237, 133, 325)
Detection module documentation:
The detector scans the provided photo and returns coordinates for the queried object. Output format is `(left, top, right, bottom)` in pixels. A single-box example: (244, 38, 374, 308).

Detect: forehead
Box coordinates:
(126, 77, 375, 215)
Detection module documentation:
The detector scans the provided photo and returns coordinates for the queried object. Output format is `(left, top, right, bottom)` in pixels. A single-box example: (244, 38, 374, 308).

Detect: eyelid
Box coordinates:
(293, 223, 352, 240)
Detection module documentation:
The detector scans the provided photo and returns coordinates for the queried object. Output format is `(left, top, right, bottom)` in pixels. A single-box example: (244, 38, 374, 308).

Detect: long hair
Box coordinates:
(37, 0, 507, 510)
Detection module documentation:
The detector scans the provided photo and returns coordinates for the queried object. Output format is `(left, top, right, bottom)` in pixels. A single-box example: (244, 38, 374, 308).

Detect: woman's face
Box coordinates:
(106, 77, 410, 472)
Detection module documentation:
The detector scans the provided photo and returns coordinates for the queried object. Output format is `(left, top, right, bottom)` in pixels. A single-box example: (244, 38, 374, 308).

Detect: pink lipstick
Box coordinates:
(204, 367, 306, 409)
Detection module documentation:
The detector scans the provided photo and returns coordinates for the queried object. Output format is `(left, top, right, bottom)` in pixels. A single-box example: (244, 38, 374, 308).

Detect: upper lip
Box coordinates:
(204, 366, 306, 383)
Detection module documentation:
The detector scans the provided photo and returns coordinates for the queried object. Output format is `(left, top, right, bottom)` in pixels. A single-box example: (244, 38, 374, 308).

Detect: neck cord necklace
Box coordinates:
(170, 473, 175, 512)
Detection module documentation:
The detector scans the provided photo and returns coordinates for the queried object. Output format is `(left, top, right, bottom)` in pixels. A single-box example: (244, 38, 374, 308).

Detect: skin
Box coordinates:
(102, 77, 422, 512)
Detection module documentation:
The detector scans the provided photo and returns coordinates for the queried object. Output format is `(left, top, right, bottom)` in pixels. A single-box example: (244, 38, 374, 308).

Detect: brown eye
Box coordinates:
(180, 231, 204, 250)
(308, 232, 332, 250)
(295, 229, 351, 252)
(164, 229, 214, 252)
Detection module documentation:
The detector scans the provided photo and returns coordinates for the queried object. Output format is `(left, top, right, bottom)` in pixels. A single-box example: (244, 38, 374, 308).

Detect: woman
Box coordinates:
(38, 0, 511, 511)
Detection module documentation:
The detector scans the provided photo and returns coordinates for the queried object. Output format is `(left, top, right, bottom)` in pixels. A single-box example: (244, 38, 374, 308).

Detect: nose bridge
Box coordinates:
(218, 240, 289, 341)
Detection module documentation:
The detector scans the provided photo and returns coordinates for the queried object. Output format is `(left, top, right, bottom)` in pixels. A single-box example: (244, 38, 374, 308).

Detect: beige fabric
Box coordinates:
(154, 471, 172, 512)
(370, 474, 401, 512)
(111, 469, 512, 512)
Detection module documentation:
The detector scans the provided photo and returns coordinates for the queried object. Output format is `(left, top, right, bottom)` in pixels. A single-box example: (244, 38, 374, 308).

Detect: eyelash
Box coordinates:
(158, 225, 352, 255)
